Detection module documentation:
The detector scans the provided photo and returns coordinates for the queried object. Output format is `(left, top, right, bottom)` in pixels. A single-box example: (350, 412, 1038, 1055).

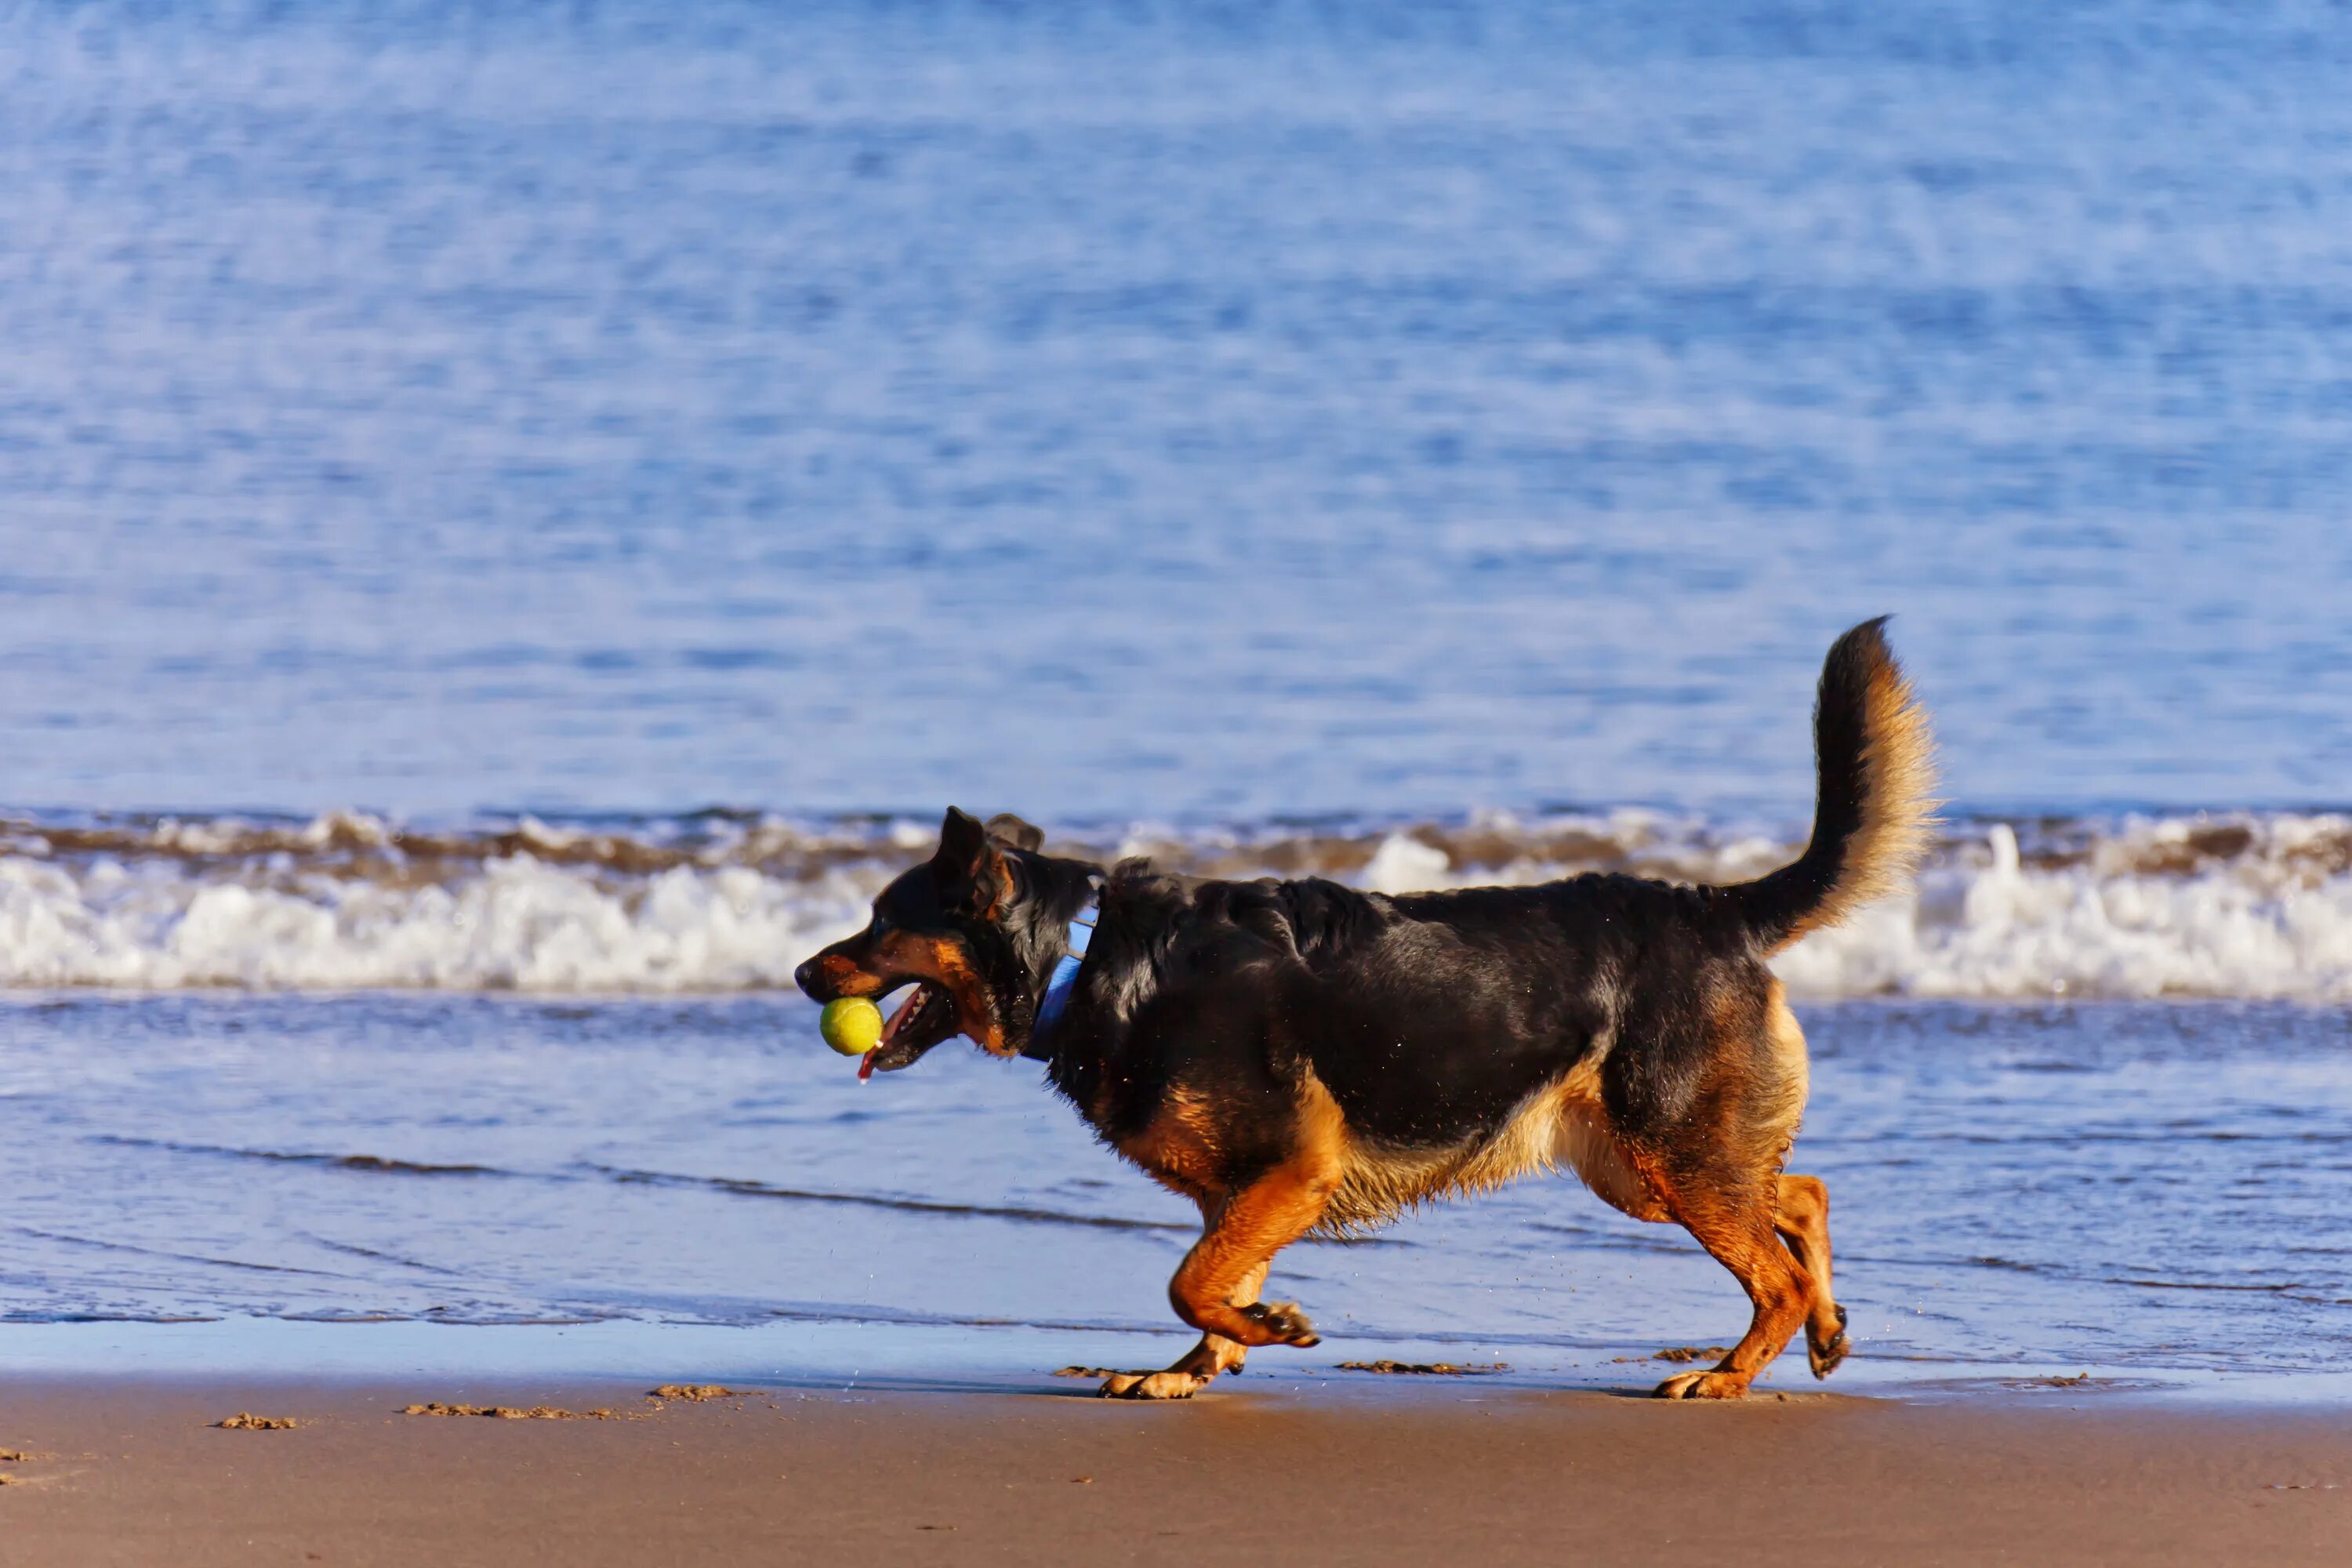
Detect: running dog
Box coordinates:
(795, 619, 1935, 1399)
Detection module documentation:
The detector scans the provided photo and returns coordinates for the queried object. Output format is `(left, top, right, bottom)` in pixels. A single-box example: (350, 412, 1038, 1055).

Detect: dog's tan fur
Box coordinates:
(1323, 1056, 1676, 1230)
(1768, 646, 1940, 952)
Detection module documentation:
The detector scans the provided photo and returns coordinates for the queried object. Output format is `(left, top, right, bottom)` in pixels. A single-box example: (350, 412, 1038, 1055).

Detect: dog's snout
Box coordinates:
(793, 958, 821, 998)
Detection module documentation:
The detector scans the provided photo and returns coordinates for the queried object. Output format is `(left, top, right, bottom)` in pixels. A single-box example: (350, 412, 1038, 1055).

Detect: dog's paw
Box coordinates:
(1808, 1305, 1850, 1380)
(1238, 1300, 1320, 1348)
(1653, 1370, 1753, 1400)
(1098, 1370, 1208, 1401)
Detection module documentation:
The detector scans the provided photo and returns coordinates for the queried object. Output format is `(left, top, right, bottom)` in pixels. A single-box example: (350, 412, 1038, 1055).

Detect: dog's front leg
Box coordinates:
(1167, 1173, 1330, 1348)
(1098, 1258, 1268, 1401)
(1100, 1142, 1337, 1401)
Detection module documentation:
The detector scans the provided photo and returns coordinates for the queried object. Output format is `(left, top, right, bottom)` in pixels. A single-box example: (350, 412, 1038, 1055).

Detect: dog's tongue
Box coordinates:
(882, 983, 929, 1040)
(858, 984, 932, 1081)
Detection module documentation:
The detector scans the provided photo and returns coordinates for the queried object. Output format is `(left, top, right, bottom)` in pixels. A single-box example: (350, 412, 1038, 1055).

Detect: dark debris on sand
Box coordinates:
(400, 1403, 616, 1421)
(2009, 1373, 2097, 1389)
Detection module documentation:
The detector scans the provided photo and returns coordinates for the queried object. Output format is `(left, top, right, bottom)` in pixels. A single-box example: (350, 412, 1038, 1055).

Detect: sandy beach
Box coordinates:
(5, 1375, 2349, 1566)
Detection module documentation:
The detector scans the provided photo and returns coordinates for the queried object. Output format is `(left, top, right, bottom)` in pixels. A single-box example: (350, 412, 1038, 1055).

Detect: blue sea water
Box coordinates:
(3, 1, 2352, 1393)
(0, 0, 2349, 820)
(8, 995, 2352, 1396)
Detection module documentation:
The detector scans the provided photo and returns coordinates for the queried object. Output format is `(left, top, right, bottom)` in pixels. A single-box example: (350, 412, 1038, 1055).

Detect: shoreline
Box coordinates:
(5, 1373, 2350, 1566)
(13, 1315, 2350, 1407)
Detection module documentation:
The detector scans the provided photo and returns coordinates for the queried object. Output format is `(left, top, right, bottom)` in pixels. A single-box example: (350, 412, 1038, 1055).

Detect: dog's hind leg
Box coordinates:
(1650, 1175, 1817, 1400)
(1759, 998, 1846, 1376)
(1648, 984, 1821, 1399)
(1098, 1258, 1268, 1401)
(1775, 1173, 1849, 1377)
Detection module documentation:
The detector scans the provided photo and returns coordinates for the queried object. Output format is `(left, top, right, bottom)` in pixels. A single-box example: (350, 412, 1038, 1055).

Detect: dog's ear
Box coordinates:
(984, 813, 1045, 853)
(931, 807, 1007, 914)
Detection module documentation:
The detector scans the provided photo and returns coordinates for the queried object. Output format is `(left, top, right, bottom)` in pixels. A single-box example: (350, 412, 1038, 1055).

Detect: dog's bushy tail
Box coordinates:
(1726, 619, 1939, 954)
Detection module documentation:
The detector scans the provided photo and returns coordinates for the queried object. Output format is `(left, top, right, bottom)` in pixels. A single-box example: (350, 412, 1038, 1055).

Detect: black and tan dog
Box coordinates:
(795, 619, 1934, 1399)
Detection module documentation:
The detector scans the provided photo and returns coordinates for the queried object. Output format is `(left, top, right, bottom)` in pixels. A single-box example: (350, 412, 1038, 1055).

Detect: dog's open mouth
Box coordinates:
(858, 982, 958, 1080)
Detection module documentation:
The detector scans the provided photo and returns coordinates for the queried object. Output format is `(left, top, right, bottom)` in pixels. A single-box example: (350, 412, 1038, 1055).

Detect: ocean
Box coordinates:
(2, 0, 2350, 1396)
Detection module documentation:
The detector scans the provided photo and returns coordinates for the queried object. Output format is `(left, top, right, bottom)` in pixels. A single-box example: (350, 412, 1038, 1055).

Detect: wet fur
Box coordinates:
(797, 620, 1936, 1399)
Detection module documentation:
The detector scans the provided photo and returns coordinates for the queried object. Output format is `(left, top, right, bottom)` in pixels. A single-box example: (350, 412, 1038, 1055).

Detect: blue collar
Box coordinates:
(1023, 894, 1098, 1059)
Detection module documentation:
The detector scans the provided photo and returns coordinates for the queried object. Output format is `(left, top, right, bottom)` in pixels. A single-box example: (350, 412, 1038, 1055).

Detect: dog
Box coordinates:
(795, 619, 1935, 1399)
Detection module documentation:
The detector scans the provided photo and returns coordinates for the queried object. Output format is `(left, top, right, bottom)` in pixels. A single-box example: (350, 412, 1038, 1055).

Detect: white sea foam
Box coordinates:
(0, 847, 877, 992)
(0, 809, 2347, 998)
(1355, 812, 2352, 1001)
(1772, 818, 2352, 1001)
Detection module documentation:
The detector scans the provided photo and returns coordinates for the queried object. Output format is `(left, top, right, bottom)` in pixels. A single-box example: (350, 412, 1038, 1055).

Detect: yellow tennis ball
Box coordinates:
(819, 996, 884, 1056)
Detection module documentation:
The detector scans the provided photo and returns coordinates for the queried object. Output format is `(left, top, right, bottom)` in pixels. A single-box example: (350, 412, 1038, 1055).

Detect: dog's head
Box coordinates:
(793, 807, 1083, 1073)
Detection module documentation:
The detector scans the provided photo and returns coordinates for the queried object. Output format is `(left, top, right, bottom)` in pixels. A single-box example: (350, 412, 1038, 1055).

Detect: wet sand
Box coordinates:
(4, 1376, 2349, 1566)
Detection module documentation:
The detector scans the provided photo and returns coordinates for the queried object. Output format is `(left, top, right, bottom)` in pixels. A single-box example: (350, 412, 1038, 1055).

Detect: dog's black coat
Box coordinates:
(1049, 870, 1736, 1167)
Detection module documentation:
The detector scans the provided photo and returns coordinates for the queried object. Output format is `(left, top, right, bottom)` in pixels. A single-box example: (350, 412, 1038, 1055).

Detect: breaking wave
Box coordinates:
(0, 807, 2348, 999)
